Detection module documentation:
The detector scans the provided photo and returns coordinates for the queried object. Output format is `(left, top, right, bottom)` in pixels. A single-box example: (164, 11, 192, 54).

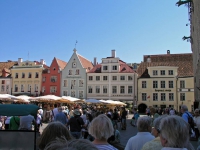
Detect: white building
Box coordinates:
(61, 49, 93, 99)
(87, 50, 138, 103)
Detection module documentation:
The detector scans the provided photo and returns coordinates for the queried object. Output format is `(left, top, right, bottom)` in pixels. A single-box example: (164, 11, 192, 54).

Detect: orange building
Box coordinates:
(41, 57, 67, 96)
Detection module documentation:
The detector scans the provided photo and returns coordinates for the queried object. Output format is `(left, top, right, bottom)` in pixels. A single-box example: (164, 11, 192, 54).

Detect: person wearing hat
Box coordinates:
(67, 109, 85, 139)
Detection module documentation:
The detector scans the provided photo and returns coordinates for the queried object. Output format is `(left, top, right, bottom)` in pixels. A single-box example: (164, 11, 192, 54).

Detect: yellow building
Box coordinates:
(10, 58, 48, 96)
(137, 51, 194, 112)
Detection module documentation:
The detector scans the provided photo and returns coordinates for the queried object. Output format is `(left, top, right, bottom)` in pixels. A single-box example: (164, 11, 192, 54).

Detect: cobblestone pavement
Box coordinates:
(40, 114, 199, 149)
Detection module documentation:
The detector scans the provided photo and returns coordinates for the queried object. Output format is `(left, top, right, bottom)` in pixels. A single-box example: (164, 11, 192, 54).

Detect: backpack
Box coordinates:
(186, 112, 195, 130)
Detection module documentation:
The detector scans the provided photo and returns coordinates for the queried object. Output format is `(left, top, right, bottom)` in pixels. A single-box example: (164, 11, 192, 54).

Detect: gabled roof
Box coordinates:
(137, 53, 193, 78)
(88, 60, 135, 73)
(77, 54, 93, 72)
(34, 61, 49, 69)
(0, 61, 18, 76)
(55, 58, 67, 70)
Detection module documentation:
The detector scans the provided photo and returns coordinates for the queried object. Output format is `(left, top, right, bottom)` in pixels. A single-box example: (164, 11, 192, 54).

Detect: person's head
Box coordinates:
(194, 109, 200, 117)
(159, 115, 189, 148)
(150, 107, 156, 115)
(151, 115, 167, 137)
(37, 121, 73, 150)
(88, 114, 114, 140)
(137, 116, 152, 132)
(44, 138, 98, 150)
(86, 113, 93, 122)
(54, 104, 58, 108)
(73, 109, 81, 116)
(181, 105, 188, 113)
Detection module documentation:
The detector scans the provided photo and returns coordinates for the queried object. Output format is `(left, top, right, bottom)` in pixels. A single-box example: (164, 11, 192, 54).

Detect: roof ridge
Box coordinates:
(77, 54, 92, 63)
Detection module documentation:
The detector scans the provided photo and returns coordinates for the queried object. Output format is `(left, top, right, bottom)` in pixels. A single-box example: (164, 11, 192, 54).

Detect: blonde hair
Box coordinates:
(88, 114, 114, 140)
(37, 121, 73, 149)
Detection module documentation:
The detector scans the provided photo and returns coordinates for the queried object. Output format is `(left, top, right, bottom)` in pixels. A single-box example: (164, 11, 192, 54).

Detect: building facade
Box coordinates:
(137, 51, 194, 112)
(0, 61, 18, 94)
(41, 57, 67, 96)
(10, 58, 48, 96)
(87, 50, 138, 102)
(61, 49, 93, 99)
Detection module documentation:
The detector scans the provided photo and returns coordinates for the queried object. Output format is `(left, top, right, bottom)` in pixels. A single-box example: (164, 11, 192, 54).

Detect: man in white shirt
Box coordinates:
(125, 116, 155, 150)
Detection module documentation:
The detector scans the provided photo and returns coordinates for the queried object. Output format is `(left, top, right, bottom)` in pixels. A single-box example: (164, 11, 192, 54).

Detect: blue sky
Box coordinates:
(0, 0, 191, 66)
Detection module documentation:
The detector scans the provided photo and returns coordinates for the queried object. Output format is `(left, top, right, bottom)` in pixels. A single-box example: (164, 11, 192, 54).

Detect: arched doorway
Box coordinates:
(138, 103, 147, 113)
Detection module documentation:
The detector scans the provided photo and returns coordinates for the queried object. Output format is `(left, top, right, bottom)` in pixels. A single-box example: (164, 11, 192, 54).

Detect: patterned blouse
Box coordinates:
(141, 137, 163, 150)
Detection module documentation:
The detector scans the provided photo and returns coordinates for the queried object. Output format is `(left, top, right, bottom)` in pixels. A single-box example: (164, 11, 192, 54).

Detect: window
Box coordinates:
(161, 93, 166, 101)
(75, 69, 79, 75)
(153, 81, 158, 88)
(128, 76, 133, 80)
(15, 73, 18, 78)
(42, 86, 45, 93)
(88, 86, 92, 93)
(1, 80, 5, 84)
(1, 85, 4, 92)
(96, 86, 100, 93)
(169, 93, 174, 101)
(103, 76, 108, 81)
(15, 85, 18, 92)
(64, 80, 67, 87)
(63, 91, 68, 96)
(180, 80, 185, 88)
(35, 84, 38, 92)
(161, 70, 165, 75)
(120, 86, 125, 94)
(96, 76, 100, 81)
(89, 76, 93, 81)
(120, 76, 125, 80)
(42, 77, 46, 82)
(6, 85, 9, 92)
(112, 66, 117, 70)
(128, 86, 132, 93)
(112, 76, 117, 81)
(28, 73, 32, 78)
(71, 91, 75, 97)
(153, 93, 158, 101)
(51, 76, 57, 82)
(161, 81, 165, 88)
(168, 70, 173, 75)
(22, 73, 25, 78)
(103, 86, 107, 93)
(71, 80, 76, 89)
(79, 80, 83, 87)
(112, 86, 117, 93)
(169, 81, 173, 88)
(35, 72, 39, 78)
(180, 93, 185, 101)
(153, 70, 157, 75)
(21, 85, 24, 92)
(79, 91, 83, 98)
(142, 81, 146, 88)
(69, 70, 72, 75)
(142, 93, 147, 101)
(103, 66, 108, 70)
(50, 86, 57, 93)
(28, 84, 31, 92)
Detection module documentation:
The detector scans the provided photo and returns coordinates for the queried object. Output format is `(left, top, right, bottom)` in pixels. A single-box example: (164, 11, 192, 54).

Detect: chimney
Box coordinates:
(111, 50, 116, 58)
(147, 55, 151, 62)
(167, 50, 170, 55)
(40, 59, 45, 65)
(18, 58, 23, 64)
(94, 57, 97, 66)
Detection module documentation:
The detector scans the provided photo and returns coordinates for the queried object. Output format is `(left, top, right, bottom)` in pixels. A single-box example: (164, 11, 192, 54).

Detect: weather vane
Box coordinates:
(75, 40, 78, 48)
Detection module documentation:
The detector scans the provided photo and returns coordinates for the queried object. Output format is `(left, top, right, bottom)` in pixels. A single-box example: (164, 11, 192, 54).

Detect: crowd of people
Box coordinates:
(1, 103, 200, 150)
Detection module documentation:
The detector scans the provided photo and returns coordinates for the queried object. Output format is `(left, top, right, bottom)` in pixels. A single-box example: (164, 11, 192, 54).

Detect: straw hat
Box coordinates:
(73, 109, 81, 116)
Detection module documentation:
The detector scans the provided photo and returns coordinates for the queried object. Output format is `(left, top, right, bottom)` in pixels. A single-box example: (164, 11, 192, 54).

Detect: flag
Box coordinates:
(147, 95, 150, 99)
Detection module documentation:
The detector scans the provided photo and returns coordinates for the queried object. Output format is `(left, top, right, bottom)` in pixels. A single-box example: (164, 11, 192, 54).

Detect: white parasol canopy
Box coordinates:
(15, 95, 31, 103)
(0, 94, 16, 102)
(29, 95, 62, 102)
(60, 96, 85, 103)
(85, 99, 103, 104)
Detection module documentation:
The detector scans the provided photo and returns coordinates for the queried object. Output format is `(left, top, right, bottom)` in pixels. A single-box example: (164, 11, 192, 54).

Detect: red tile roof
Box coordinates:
(77, 54, 94, 72)
(0, 61, 18, 76)
(34, 61, 49, 69)
(55, 58, 67, 70)
(88, 60, 135, 73)
(137, 53, 193, 77)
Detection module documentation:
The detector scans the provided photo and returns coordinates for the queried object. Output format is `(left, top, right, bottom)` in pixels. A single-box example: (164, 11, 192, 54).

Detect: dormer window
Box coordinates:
(22, 73, 25, 78)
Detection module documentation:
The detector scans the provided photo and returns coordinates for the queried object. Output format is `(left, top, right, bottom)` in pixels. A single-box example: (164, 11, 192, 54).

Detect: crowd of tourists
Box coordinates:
(1, 103, 200, 150)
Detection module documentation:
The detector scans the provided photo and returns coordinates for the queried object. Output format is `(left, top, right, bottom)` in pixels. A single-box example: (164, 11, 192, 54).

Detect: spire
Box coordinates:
(73, 48, 77, 53)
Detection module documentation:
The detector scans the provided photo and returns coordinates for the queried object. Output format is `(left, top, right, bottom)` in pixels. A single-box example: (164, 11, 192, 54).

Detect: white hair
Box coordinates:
(137, 116, 152, 132)
(159, 115, 190, 148)
(181, 105, 188, 111)
(88, 114, 114, 140)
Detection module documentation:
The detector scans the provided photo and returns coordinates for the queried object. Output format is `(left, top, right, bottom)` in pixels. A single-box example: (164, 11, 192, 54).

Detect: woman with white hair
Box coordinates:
(88, 114, 118, 150)
(159, 115, 194, 150)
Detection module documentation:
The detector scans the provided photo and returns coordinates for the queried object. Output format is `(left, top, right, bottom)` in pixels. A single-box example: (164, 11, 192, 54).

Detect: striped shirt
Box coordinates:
(95, 144, 118, 150)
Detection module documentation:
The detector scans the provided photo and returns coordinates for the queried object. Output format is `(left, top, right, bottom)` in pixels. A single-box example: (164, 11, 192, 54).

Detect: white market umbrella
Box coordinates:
(60, 96, 85, 103)
(85, 99, 103, 104)
(30, 95, 62, 102)
(0, 94, 16, 102)
(15, 95, 31, 103)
